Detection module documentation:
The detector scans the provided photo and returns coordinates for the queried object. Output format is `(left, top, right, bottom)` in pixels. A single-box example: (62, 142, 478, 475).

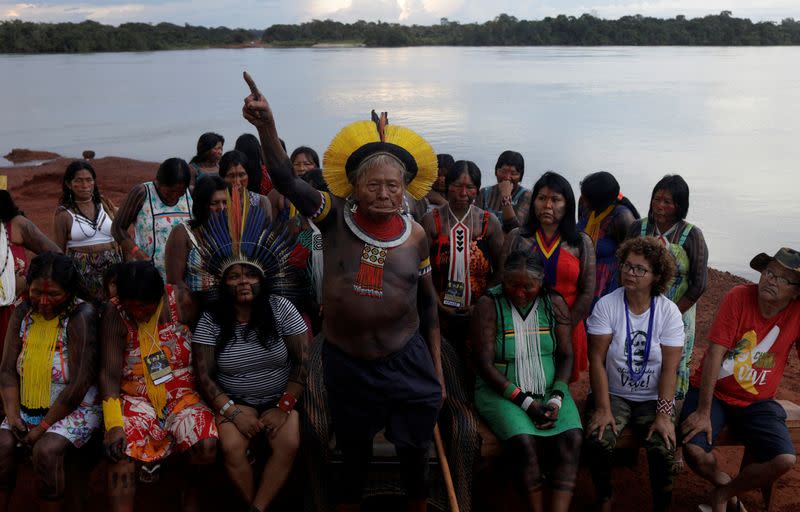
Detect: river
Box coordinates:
(1, 46, 799, 279)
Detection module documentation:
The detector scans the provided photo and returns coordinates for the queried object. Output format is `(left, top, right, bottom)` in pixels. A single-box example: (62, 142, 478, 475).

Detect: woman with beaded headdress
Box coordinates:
(242, 73, 443, 511)
(0, 252, 100, 511)
(99, 261, 217, 511)
(53, 160, 122, 301)
(190, 192, 308, 512)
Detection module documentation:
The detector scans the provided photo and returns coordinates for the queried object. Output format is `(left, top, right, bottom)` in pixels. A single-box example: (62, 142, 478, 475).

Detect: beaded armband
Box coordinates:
(656, 397, 675, 417)
(102, 397, 124, 431)
(418, 257, 432, 277)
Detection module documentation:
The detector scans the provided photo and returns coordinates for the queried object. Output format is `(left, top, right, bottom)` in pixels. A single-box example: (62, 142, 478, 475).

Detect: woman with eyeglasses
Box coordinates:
(584, 236, 684, 512)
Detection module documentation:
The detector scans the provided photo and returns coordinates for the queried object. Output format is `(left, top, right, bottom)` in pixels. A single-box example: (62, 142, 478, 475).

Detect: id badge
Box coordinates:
(144, 351, 174, 385)
(442, 280, 466, 308)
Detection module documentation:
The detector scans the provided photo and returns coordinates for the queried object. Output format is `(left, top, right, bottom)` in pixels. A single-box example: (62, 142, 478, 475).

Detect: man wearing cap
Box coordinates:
(680, 248, 800, 512)
(241, 74, 444, 512)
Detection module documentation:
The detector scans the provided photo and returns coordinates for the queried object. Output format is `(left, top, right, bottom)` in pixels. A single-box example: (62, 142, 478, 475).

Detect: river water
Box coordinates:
(1, 46, 798, 279)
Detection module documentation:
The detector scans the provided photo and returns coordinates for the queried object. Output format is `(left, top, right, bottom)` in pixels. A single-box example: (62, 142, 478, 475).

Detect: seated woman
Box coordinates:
(0, 190, 61, 357)
(189, 132, 224, 186)
(165, 175, 228, 301)
(626, 175, 708, 400)
(584, 236, 684, 512)
(472, 250, 582, 512)
(0, 252, 100, 511)
(502, 171, 596, 382)
(192, 204, 308, 512)
(421, 160, 503, 346)
(53, 160, 122, 301)
(100, 261, 217, 512)
(578, 171, 640, 307)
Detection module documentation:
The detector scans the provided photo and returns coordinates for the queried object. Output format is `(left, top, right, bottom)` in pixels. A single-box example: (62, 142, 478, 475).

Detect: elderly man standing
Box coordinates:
(681, 247, 800, 512)
(241, 74, 443, 512)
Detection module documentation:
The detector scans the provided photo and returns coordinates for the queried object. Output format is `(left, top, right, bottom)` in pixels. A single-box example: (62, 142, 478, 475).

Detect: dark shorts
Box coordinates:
(680, 387, 795, 463)
(322, 332, 442, 450)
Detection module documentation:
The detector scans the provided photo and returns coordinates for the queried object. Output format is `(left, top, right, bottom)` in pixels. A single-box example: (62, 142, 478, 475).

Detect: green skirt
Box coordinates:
(474, 377, 582, 441)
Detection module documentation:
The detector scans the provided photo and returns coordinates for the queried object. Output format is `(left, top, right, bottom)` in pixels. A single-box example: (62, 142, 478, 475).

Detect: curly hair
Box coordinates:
(616, 236, 676, 296)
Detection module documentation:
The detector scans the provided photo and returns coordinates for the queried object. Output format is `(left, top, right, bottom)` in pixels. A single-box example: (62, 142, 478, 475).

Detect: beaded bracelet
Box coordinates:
(39, 419, 51, 430)
(277, 392, 297, 414)
(656, 397, 675, 417)
(219, 399, 234, 417)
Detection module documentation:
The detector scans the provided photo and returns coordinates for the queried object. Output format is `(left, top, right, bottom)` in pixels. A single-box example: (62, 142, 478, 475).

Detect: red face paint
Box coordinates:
(121, 301, 159, 322)
(30, 278, 69, 312)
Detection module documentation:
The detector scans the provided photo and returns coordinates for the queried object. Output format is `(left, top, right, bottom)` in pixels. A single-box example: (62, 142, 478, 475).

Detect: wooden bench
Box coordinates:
(476, 399, 800, 511)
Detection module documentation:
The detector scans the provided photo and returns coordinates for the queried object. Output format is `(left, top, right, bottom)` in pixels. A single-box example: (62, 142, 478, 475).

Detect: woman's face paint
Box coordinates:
(29, 278, 70, 320)
(502, 269, 543, 308)
(224, 264, 263, 304)
(120, 300, 160, 323)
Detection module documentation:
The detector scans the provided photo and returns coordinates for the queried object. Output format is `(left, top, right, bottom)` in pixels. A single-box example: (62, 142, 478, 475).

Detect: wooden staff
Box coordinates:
(433, 424, 460, 512)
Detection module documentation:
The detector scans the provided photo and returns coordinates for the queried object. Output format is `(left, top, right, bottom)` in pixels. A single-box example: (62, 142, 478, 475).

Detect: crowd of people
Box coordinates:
(0, 73, 798, 512)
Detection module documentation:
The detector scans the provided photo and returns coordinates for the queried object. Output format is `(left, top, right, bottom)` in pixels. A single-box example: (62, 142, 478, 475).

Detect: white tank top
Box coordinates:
(66, 203, 115, 249)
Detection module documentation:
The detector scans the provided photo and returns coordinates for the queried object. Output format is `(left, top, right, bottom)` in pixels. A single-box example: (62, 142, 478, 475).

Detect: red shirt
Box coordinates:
(690, 284, 800, 407)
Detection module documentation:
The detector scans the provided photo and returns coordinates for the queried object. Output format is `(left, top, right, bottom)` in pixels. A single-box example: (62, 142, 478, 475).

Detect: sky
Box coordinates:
(1, 0, 799, 29)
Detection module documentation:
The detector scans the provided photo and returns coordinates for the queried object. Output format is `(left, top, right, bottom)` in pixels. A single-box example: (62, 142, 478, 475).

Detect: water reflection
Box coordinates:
(2, 47, 799, 278)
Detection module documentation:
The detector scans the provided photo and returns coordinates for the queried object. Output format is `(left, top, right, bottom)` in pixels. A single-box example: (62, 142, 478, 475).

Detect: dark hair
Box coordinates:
(155, 158, 192, 187)
(190, 175, 227, 228)
(290, 146, 320, 168)
(209, 267, 278, 356)
(580, 171, 640, 219)
(102, 262, 123, 298)
(445, 160, 481, 193)
(0, 190, 23, 222)
(235, 133, 264, 193)
(522, 171, 580, 246)
(60, 160, 101, 208)
(301, 168, 329, 192)
(218, 150, 248, 178)
(116, 261, 164, 304)
(649, 174, 689, 221)
(616, 236, 676, 296)
(495, 150, 525, 178)
(503, 249, 545, 276)
(26, 251, 88, 303)
(437, 154, 455, 174)
(190, 132, 224, 165)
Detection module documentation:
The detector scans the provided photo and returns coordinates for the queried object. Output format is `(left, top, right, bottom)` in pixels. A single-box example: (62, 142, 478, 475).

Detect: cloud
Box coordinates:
(1, 0, 798, 27)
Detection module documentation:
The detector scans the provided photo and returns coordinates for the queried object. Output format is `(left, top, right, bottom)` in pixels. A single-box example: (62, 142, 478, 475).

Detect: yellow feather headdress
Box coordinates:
(322, 111, 438, 200)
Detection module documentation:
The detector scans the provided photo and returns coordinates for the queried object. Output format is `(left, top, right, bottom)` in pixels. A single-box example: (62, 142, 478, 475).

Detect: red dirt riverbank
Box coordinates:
(3, 154, 798, 511)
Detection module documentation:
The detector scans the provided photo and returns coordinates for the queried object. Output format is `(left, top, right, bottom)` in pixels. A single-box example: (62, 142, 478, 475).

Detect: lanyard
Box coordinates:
(623, 294, 656, 383)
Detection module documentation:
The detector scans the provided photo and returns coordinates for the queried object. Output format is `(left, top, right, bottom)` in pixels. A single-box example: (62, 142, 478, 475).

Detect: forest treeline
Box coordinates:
(264, 13, 800, 46)
(0, 20, 257, 52)
(2, 12, 800, 53)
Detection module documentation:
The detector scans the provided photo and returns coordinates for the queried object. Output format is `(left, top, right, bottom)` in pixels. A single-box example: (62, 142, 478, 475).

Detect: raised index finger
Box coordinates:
(243, 71, 261, 99)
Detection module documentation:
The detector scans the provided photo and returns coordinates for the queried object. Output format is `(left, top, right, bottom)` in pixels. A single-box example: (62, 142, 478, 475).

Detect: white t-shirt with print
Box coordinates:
(586, 288, 685, 401)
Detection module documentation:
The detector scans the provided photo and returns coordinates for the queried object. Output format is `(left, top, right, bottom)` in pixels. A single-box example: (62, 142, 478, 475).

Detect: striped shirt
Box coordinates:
(193, 295, 306, 406)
